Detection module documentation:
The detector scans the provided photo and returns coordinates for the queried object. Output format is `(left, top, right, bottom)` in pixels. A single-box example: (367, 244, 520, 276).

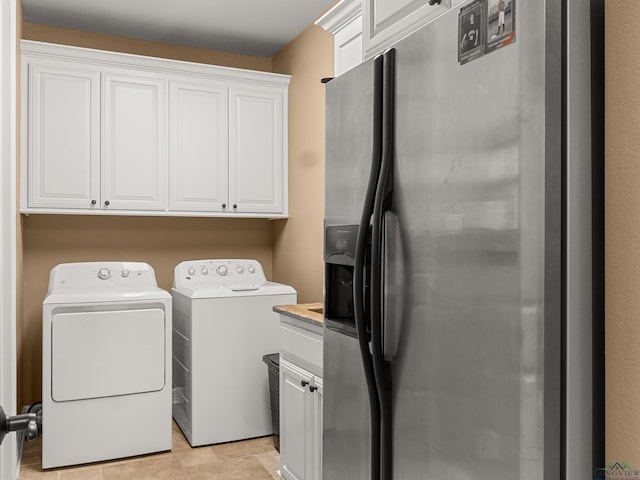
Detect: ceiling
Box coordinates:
(20, 0, 337, 57)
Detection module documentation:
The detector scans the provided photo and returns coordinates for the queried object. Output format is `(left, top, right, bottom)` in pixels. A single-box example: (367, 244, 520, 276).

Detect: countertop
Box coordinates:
(273, 303, 324, 327)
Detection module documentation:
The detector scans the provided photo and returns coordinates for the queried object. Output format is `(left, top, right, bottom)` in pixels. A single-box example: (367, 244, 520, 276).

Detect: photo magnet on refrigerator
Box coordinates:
(458, 0, 485, 65)
(485, 0, 516, 54)
(458, 0, 517, 65)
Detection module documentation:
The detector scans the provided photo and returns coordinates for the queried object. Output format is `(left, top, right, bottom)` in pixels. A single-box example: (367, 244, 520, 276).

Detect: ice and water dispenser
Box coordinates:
(324, 225, 367, 338)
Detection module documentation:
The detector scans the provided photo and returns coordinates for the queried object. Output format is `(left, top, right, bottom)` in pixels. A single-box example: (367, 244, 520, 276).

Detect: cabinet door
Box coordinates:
(102, 72, 167, 210)
(229, 86, 284, 214)
(280, 359, 312, 480)
(169, 80, 229, 212)
(363, 0, 448, 59)
(26, 61, 100, 209)
(310, 376, 323, 480)
(334, 14, 363, 76)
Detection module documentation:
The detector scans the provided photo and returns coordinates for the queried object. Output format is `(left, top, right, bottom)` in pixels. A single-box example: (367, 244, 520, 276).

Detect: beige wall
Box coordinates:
(272, 25, 333, 304)
(17, 21, 333, 407)
(606, 2, 640, 465)
(22, 23, 273, 72)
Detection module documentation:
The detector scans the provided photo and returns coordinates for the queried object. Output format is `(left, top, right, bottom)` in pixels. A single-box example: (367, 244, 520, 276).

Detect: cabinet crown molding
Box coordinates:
(20, 40, 290, 88)
(315, 0, 363, 34)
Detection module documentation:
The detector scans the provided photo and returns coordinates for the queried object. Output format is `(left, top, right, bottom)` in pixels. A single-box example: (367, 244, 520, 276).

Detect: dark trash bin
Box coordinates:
(262, 353, 280, 452)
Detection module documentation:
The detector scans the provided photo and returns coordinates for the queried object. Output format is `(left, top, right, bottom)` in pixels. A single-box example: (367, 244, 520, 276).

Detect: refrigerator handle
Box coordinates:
(382, 210, 403, 362)
(354, 53, 384, 480)
(371, 47, 395, 480)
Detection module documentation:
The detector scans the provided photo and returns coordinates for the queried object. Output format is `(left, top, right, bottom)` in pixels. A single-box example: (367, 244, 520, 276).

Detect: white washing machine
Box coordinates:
(42, 262, 172, 469)
(171, 259, 296, 447)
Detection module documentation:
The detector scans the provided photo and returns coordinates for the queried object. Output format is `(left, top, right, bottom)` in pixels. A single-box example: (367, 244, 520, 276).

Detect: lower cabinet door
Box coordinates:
(311, 377, 323, 480)
(280, 359, 312, 480)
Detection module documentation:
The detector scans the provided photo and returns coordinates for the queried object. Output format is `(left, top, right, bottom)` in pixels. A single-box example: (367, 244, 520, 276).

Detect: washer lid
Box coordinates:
(173, 280, 297, 299)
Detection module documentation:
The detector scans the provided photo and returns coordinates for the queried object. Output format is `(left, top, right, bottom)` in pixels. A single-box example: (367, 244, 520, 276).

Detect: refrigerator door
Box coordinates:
(323, 58, 377, 480)
(387, 2, 561, 480)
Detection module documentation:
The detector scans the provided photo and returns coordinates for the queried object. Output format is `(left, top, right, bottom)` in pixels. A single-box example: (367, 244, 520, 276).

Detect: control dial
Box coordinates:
(236, 266, 244, 274)
(248, 266, 256, 274)
(121, 269, 129, 278)
(187, 267, 196, 276)
(217, 265, 228, 276)
(98, 268, 111, 280)
(201, 268, 209, 275)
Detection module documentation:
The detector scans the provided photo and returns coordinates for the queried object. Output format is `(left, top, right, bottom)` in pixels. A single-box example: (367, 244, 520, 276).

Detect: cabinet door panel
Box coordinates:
(334, 15, 363, 76)
(280, 360, 310, 480)
(363, 0, 448, 59)
(102, 73, 167, 210)
(311, 377, 323, 480)
(169, 81, 229, 212)
(229, 87, 284, 214)
(27, 63, 100, 208)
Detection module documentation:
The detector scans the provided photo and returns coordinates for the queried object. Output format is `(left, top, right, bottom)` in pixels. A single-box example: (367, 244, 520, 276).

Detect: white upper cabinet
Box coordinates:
(20, 40, 290, 218)
(25, 60, 100, 209)
(229, 86, 285, 214)
(169, 80, 229, 212)
(316, 0, 364, 77)
(317, 0, 454, 66)
(102, 71, 167, 211)
(363, 0, 450, 59)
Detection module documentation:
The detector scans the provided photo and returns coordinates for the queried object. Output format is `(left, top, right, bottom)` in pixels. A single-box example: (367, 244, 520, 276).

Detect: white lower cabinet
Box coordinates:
(278, 313, 323, 480)
(280, 358, 323, 480)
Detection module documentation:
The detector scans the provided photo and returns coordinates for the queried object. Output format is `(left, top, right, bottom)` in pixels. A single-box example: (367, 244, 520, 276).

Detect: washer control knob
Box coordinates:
(121, 269, 129, 278)
(201, 268, 209, 275)
(188, 267, 196, 276)
(248, 266, 256, 274)
(217, 265, 228, 276)
(236, 266, 244, 274)
(98, 268, 111, 280)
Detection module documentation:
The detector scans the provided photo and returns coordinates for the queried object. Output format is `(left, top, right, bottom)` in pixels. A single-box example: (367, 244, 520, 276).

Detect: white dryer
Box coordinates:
(42, 262, 172, 469)
(172, 259, 296, 447)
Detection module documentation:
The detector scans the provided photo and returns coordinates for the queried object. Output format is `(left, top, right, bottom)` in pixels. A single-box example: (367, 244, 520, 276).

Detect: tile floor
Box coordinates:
(18, 421, 280, 480)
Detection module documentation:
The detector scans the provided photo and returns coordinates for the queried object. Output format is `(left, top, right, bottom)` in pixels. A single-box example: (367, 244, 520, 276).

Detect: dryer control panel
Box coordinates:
(47, 262, 159, 293)
(173, 259, 267, 291)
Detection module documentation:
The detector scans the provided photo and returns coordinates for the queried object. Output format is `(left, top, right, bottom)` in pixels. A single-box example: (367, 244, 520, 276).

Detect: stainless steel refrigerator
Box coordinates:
(322, 1, 604, 479)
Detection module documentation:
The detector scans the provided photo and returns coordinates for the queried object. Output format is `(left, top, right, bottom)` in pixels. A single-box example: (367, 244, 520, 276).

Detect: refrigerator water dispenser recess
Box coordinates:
(324, 225, 361, 337)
